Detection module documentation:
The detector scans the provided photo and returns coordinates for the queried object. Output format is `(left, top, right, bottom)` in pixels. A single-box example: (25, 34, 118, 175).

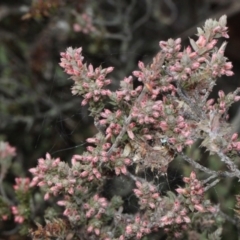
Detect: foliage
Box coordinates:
(2, 15, 240, 239)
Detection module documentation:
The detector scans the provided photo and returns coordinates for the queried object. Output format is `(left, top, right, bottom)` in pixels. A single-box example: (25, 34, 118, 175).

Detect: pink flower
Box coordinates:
(127, 129, 134, 140)
(87, 225, 94, 233)
(149, 202, 156, 209)
(218, 90, 225, 98)
(13, 178, 31, 192)
(231, 133, 238, 141)
(94, 228, 100, 235)
(133, 189, 142, 197)
(126, 225, 133, 234)
(194, 204, 205, 212)
(135, 181, 142, 188)
(190, 171, 196, 180)
(176, 144, 183, 152)
(44, 192, 50, 200)
(185, 139, 194, 146)
(0, 141, 16, 159)
(183, 216, 191, 223)
(2, 215, 8, 221)
(120, 165, 127, 175)
(11, 206, 25, 224)
(176, 188, 188, 195)
(159, 121, 168, 131)
(152, 193, 160, 199)
(196, 35, 206, 47)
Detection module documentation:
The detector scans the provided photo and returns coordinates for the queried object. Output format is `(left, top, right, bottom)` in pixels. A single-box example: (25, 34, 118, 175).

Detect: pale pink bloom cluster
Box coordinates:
(176, 172, 216, 213)
(229, 133, 240, 152)
(2, 214, 8, 221)
(0, 141, 16, 181)
(99, 109, 123, 139)
(58, 198, 85, 223)
(115, 76, 143, 102)
(122, 171, 217, 239)
(9, 179, 31, 226)
(160, 38, 233, 83)
(133, 181, 160, 210)
(131, 96, 194, 151)
(58, 194, 109, 236)
(122, 214, 151, 239)
(11, 206, 25, 224)
(84, 194, 108, 218)
(195, 35, 217, 50)
(59, 47, 113, 105)
(159, 38, 181, 59)
(29, 153, 77, 198)
(26, 15, 238, 239)
(13, 177, 31, 193)
(85, 194, 108, 235)
(73, 13, 96, 34)
(133, 55, 175, 97)
(59, 47, 84, 76)
(0, 141, 16, 159)
(167, 46, 202, 81)
(72, 153, 102, 180)
(205, 90, 234, 115)
(73, 145, 131, 176)
(59, 15, 234, 165)
(131, 99, 164, 125)
(0, 202, 11, 221)
(216, 90, 239, 114)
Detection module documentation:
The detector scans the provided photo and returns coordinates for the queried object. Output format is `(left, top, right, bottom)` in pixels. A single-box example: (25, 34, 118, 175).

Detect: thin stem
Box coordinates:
(0, 179, 13, 205)
(202, 174, 218, 185)
(217, 151, 240, 179)
(180, 153, 216, 175)
(107, 87, 147, 156)
(180, 153, 236, 178)
(176, 81, 201, 120)
(204, 178, 220, 192)
(219, 209, 239, 226)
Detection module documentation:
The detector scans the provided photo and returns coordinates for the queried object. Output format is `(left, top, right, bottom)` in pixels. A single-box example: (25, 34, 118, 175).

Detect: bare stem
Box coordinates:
(204, 178, 220, 192)
(107, 87, 147, 156)
(217, 151, 240, 179)
(180, 153, 236, 178)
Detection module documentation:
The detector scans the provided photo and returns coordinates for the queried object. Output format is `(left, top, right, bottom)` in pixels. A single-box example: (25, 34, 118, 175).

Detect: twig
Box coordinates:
(219, 209, 239, 226)
(180, 153, 236, 178)
(217, 151, 240, 179)
(177, 1, 240, 41)
(127, 171, 143, 182)
(224, 87, 240, 120)
(132, 0, 152, 31)
(107, 87, 147, 156)
(202, 174, 218, 184)
(180, 153, 216, 175)
(162, 0, 178, 24)
(0, 179, 14, 205)
(204, 178, 220, 192)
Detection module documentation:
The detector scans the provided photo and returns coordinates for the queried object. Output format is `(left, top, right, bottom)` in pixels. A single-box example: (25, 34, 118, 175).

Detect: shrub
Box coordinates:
(1, 15, 240, 240)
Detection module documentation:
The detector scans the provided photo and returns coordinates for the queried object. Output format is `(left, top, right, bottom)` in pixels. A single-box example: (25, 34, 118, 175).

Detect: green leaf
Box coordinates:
(207, 227, 222, 240)
(189, 38, 199, 52)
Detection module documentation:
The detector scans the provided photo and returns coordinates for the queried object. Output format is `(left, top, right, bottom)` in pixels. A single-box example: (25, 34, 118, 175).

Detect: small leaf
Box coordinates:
(166, 191, 176, 200)
(197, 27, 204, 35)
(189, 38, 199, 52)
(219, 15, 227, 26)
(208, 227, 222, 240)
(189, 205, 194, 212)
(122, 144, 132, 157)
(127, 129, 134, 140)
